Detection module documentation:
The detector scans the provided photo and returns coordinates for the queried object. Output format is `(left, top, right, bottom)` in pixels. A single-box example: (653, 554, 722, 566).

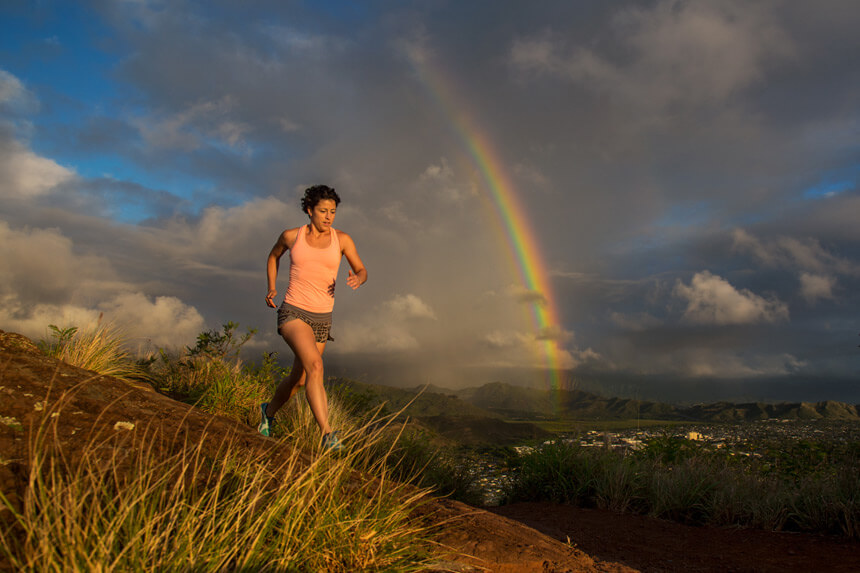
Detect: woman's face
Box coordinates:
(308, 198, 337, 229)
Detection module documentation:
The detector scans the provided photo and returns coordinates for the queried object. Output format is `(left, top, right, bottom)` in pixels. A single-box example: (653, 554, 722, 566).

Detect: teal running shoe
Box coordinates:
(322, 431, 343, 451)
(258, 403, 275, 437)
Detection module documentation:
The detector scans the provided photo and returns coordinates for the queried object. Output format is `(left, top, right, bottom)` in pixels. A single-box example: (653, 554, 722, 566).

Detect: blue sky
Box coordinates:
(1, 0, 859, 403)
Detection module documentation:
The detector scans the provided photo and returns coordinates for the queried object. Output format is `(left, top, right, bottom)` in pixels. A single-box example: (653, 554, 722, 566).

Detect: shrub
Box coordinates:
(501, 440, 599, 505)
(643, 457, 722, 524)
(500, 434, 860, 538)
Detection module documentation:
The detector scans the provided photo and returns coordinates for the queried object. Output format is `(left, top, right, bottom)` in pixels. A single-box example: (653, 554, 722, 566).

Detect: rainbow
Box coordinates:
(409, 47, 567, 392)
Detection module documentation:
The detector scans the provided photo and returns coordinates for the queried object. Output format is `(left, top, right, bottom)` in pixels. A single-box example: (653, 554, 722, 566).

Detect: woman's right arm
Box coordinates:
(265, 229, 296, 308)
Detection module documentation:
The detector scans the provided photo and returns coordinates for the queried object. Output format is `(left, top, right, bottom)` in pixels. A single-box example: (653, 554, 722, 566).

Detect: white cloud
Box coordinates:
(798, 272, 836, 304)
(150, 196, 293, 269)
(0, 222, 116, 303)
(0, 294, 204, 351)
(0, 139, 75, 198)
(334, 322, 419, 353)
(480, 327, 587, 370)
(0, 222, 204, 349)
(384, 294, 437, 320)
(674, 271, 788, 325)
(0, 68, 38, 113)
(335, 293, 436, 352)
(98, 292, 206, 348)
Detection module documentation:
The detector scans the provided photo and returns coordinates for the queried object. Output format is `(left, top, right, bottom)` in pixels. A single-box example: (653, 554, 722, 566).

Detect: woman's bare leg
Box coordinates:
(269, 319, 331, 434)
(267, 354, 307, 416)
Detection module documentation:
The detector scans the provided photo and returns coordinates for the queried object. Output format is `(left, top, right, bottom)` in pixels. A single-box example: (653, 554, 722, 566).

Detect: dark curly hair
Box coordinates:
(301, 185, 341, 214)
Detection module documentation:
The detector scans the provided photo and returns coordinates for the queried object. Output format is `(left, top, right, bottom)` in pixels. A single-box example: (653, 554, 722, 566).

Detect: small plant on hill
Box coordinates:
(186, 321, 256, 362)
(38, 320, 150, 384)
(146, 322, 276, 424)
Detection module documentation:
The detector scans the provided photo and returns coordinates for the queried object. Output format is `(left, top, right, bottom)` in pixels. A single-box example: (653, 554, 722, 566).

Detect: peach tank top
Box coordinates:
(283, 225, 342, 313)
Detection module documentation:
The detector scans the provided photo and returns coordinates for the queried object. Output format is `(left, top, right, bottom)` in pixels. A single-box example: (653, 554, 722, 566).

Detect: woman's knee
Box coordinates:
(303, 356, 324, 379)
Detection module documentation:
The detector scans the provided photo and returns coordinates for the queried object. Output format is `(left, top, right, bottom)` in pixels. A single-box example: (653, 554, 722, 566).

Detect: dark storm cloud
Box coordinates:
(2, 0, 859, 400)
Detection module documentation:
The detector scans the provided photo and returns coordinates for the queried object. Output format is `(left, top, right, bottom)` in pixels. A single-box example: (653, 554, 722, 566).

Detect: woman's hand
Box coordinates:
(347, 270, 363, 290)
(265, 289, 278, 308)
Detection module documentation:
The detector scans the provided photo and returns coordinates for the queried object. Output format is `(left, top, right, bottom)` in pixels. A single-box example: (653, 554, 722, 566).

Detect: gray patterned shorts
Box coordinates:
(277, 302, 333, 343)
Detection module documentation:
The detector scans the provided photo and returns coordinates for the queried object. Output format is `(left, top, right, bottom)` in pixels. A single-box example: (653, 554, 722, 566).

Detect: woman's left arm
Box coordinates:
(339, 231, 367, 290)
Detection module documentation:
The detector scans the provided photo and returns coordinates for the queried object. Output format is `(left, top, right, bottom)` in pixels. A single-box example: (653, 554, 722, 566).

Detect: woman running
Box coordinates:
(259, 185, 367, 449)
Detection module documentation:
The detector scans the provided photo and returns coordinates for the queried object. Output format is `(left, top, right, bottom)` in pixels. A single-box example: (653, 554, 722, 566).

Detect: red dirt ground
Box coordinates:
(2, 330, 858, 572)
(490, 502, 860, 572)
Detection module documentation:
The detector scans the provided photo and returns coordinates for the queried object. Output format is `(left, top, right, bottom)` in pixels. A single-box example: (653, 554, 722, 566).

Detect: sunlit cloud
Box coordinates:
(0, 141, 75, 198)
(0, 222, 204, 348)
(674, 271, 789, 325)
(384, 294, 437, 320)
(335, 294, 437, 353)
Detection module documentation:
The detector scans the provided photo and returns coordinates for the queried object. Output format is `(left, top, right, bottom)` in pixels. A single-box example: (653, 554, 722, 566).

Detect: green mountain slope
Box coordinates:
(454, 382, 860, 422)
(328, 378, 552, 444)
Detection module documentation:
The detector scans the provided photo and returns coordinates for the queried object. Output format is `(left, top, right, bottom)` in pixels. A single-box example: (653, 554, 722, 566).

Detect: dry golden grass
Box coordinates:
(39, 321, 150, 385)
(0, 391, 435, 572)
(1, 322, 442, 571)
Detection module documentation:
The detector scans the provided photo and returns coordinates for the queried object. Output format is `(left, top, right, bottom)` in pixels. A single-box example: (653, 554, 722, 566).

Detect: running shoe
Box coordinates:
(258, 403, 275, 437)
(322, 431, 343, 451)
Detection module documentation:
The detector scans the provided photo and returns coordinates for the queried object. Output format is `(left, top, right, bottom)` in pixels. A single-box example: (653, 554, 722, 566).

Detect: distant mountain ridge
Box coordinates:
(445, 381, 860, 422)
(326, 378, 859, 447)
(327, 378, 552, 445)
